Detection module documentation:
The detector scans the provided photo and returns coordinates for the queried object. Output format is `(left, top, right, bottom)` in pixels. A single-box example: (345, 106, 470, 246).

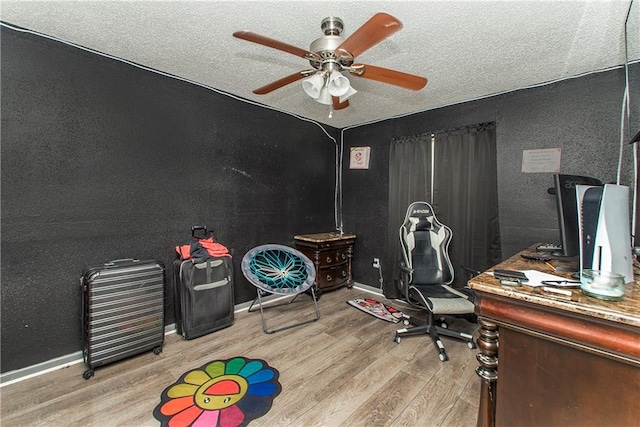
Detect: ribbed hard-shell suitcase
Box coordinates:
(173, 256, 234, 340)
(81, 258, 165, 379)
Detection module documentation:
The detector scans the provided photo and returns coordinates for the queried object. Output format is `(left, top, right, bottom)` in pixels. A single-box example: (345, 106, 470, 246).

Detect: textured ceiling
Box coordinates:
(2, 1, 638, 128)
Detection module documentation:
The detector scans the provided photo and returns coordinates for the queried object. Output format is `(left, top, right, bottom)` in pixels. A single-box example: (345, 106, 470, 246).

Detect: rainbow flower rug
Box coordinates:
(153, 357, 281, 427)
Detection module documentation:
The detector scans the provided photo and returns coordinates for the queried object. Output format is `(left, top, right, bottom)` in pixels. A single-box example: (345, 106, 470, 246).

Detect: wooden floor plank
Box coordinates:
(0, 286, 480, 427)
(341, 370, 429, 427)
(291, 353, 410, 427)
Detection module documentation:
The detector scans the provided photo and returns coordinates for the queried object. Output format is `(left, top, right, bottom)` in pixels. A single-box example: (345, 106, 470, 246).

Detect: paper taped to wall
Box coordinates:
(522, 148, 561, 173)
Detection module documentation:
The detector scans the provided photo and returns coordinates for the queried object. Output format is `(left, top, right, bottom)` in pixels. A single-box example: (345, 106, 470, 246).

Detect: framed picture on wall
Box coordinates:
(350, 146, 371, 169)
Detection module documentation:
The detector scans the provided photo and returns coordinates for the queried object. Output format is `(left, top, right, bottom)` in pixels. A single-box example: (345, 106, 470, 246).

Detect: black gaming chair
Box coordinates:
(394, 201, 476, 361)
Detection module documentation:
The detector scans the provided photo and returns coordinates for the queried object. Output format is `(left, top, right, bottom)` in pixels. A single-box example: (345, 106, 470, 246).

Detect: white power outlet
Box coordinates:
(372, 258, 380, 269)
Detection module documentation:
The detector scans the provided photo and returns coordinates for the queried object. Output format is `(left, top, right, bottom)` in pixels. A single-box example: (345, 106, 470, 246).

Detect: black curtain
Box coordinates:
(386, 133, 433, 299)
(385, 123, 501, 298)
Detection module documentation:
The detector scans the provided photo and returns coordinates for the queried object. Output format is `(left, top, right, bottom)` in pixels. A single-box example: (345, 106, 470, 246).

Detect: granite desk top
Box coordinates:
(468, 245, 640, 328)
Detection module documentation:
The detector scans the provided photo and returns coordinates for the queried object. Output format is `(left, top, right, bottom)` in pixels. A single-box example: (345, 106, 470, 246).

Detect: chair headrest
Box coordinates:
(409, 216, 432, 231)
(409, 204, 433, 217)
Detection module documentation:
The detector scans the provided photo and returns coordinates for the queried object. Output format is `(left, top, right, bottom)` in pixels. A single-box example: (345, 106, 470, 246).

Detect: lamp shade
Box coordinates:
(316, 87, 333, 105)
(338, 85, 357, 103)
(302, 73, 325, 99)
(327, 71, 351, 97)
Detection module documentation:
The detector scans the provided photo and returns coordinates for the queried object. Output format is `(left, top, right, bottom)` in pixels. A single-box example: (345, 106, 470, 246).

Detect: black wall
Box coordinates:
(2, 24, 639, 375)
(343, 64, 640, 291)
(1, 27, 339, 372)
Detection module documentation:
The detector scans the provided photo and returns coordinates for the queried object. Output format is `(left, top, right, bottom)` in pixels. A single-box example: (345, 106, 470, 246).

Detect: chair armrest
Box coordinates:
(397, 262, 413, 300)
(399, 263, 413, 274)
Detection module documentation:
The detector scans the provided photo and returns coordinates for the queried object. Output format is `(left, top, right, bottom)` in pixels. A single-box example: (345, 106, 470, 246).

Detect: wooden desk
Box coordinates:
(468, 247, 640, 427)
(293, 232, 356, 296)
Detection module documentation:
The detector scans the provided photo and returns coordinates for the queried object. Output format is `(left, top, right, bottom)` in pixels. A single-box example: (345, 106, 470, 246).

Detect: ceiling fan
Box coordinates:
(233, 13, 428, 112)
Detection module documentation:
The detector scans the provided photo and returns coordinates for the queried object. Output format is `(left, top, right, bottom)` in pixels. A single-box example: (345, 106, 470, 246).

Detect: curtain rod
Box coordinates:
(391, 122, 495, 143)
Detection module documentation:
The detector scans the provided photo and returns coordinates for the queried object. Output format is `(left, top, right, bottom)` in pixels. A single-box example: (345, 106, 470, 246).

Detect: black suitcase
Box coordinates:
(81, 259, 165, 379)
(173, 256, 235, 339)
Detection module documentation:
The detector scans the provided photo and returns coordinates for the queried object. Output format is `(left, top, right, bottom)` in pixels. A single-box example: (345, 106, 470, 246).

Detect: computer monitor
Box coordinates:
(553, 174, 603, 257)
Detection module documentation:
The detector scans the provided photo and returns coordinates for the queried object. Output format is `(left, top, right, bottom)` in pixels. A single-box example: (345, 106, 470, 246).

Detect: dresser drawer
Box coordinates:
(318, 248, 349, 268)
(317, 265, 349, 289)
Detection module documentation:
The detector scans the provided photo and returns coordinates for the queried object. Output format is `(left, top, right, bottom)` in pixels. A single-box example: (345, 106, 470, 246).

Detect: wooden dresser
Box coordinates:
(469, 246, 640, 427)
(293, 232, 356, 296)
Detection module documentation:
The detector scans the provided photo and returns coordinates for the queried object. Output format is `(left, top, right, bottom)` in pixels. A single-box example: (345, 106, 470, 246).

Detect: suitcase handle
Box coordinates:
(191, 225, 208, 237)
(105, 258, 140, 266)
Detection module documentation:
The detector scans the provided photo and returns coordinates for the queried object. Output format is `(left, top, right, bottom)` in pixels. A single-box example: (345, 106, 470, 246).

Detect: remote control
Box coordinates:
(521, 252, 552, 261)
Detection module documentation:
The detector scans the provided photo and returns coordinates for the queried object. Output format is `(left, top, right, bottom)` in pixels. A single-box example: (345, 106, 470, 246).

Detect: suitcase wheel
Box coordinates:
(153, 346, 163, 356)
(83, 369, 94, 380)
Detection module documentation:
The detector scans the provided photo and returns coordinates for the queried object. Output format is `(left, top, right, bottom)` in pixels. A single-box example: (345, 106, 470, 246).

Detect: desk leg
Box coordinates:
(475, 317, 498, 427)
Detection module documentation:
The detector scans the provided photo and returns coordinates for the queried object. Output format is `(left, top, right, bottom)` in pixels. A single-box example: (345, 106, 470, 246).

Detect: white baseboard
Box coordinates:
(0, 323, 179, 387)
(0, 283, 379, 387)
(352, 282, 385, 295)
(0, 351, 85, 387)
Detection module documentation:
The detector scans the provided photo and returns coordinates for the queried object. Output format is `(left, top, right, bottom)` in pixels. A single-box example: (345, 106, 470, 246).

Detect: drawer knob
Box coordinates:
(326, 274, 333, 282)
(342, 270, 347, 277)
(326, 256, 333, 263)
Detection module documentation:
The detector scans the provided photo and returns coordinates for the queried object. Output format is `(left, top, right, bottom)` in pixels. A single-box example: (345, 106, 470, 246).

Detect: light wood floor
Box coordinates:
(1, 286, 480, 427)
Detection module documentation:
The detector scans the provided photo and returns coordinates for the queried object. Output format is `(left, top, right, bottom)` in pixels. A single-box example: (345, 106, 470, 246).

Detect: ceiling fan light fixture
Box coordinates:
(303, 70, 356, 106)
(327, 70, 351, 97)
(302, 73, 325, 99)
(316, 87, 333, 105)
(338, 85, 357, 103)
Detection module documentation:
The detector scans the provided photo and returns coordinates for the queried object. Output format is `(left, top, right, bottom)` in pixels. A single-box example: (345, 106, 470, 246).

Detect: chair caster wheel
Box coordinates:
(467, 341, 476, 349)
(153, 346, 163, 355)
(83, 369, 94, 380)
(394, 335, 401, 344)
(402, 319, 410, 326)
(438, 352, 448, 362)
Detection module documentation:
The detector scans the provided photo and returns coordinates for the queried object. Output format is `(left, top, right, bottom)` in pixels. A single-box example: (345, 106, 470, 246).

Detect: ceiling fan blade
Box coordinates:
(233, 31, 319, 60)
(332, 96, 349, 110)
(350, 64, 427, 91)
(336, 13, 403, 59)
(253, 71, 312, 95)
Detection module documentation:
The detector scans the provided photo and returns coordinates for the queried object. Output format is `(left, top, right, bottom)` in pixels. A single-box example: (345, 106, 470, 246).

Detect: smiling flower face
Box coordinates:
(153, 357, 281, 427)
(194, 374, 248, 410)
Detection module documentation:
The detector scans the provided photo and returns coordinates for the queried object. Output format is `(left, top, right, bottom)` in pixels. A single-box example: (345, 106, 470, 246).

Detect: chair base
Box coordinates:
(248, 288, 320, 334)
(395, 314, 475, 362)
